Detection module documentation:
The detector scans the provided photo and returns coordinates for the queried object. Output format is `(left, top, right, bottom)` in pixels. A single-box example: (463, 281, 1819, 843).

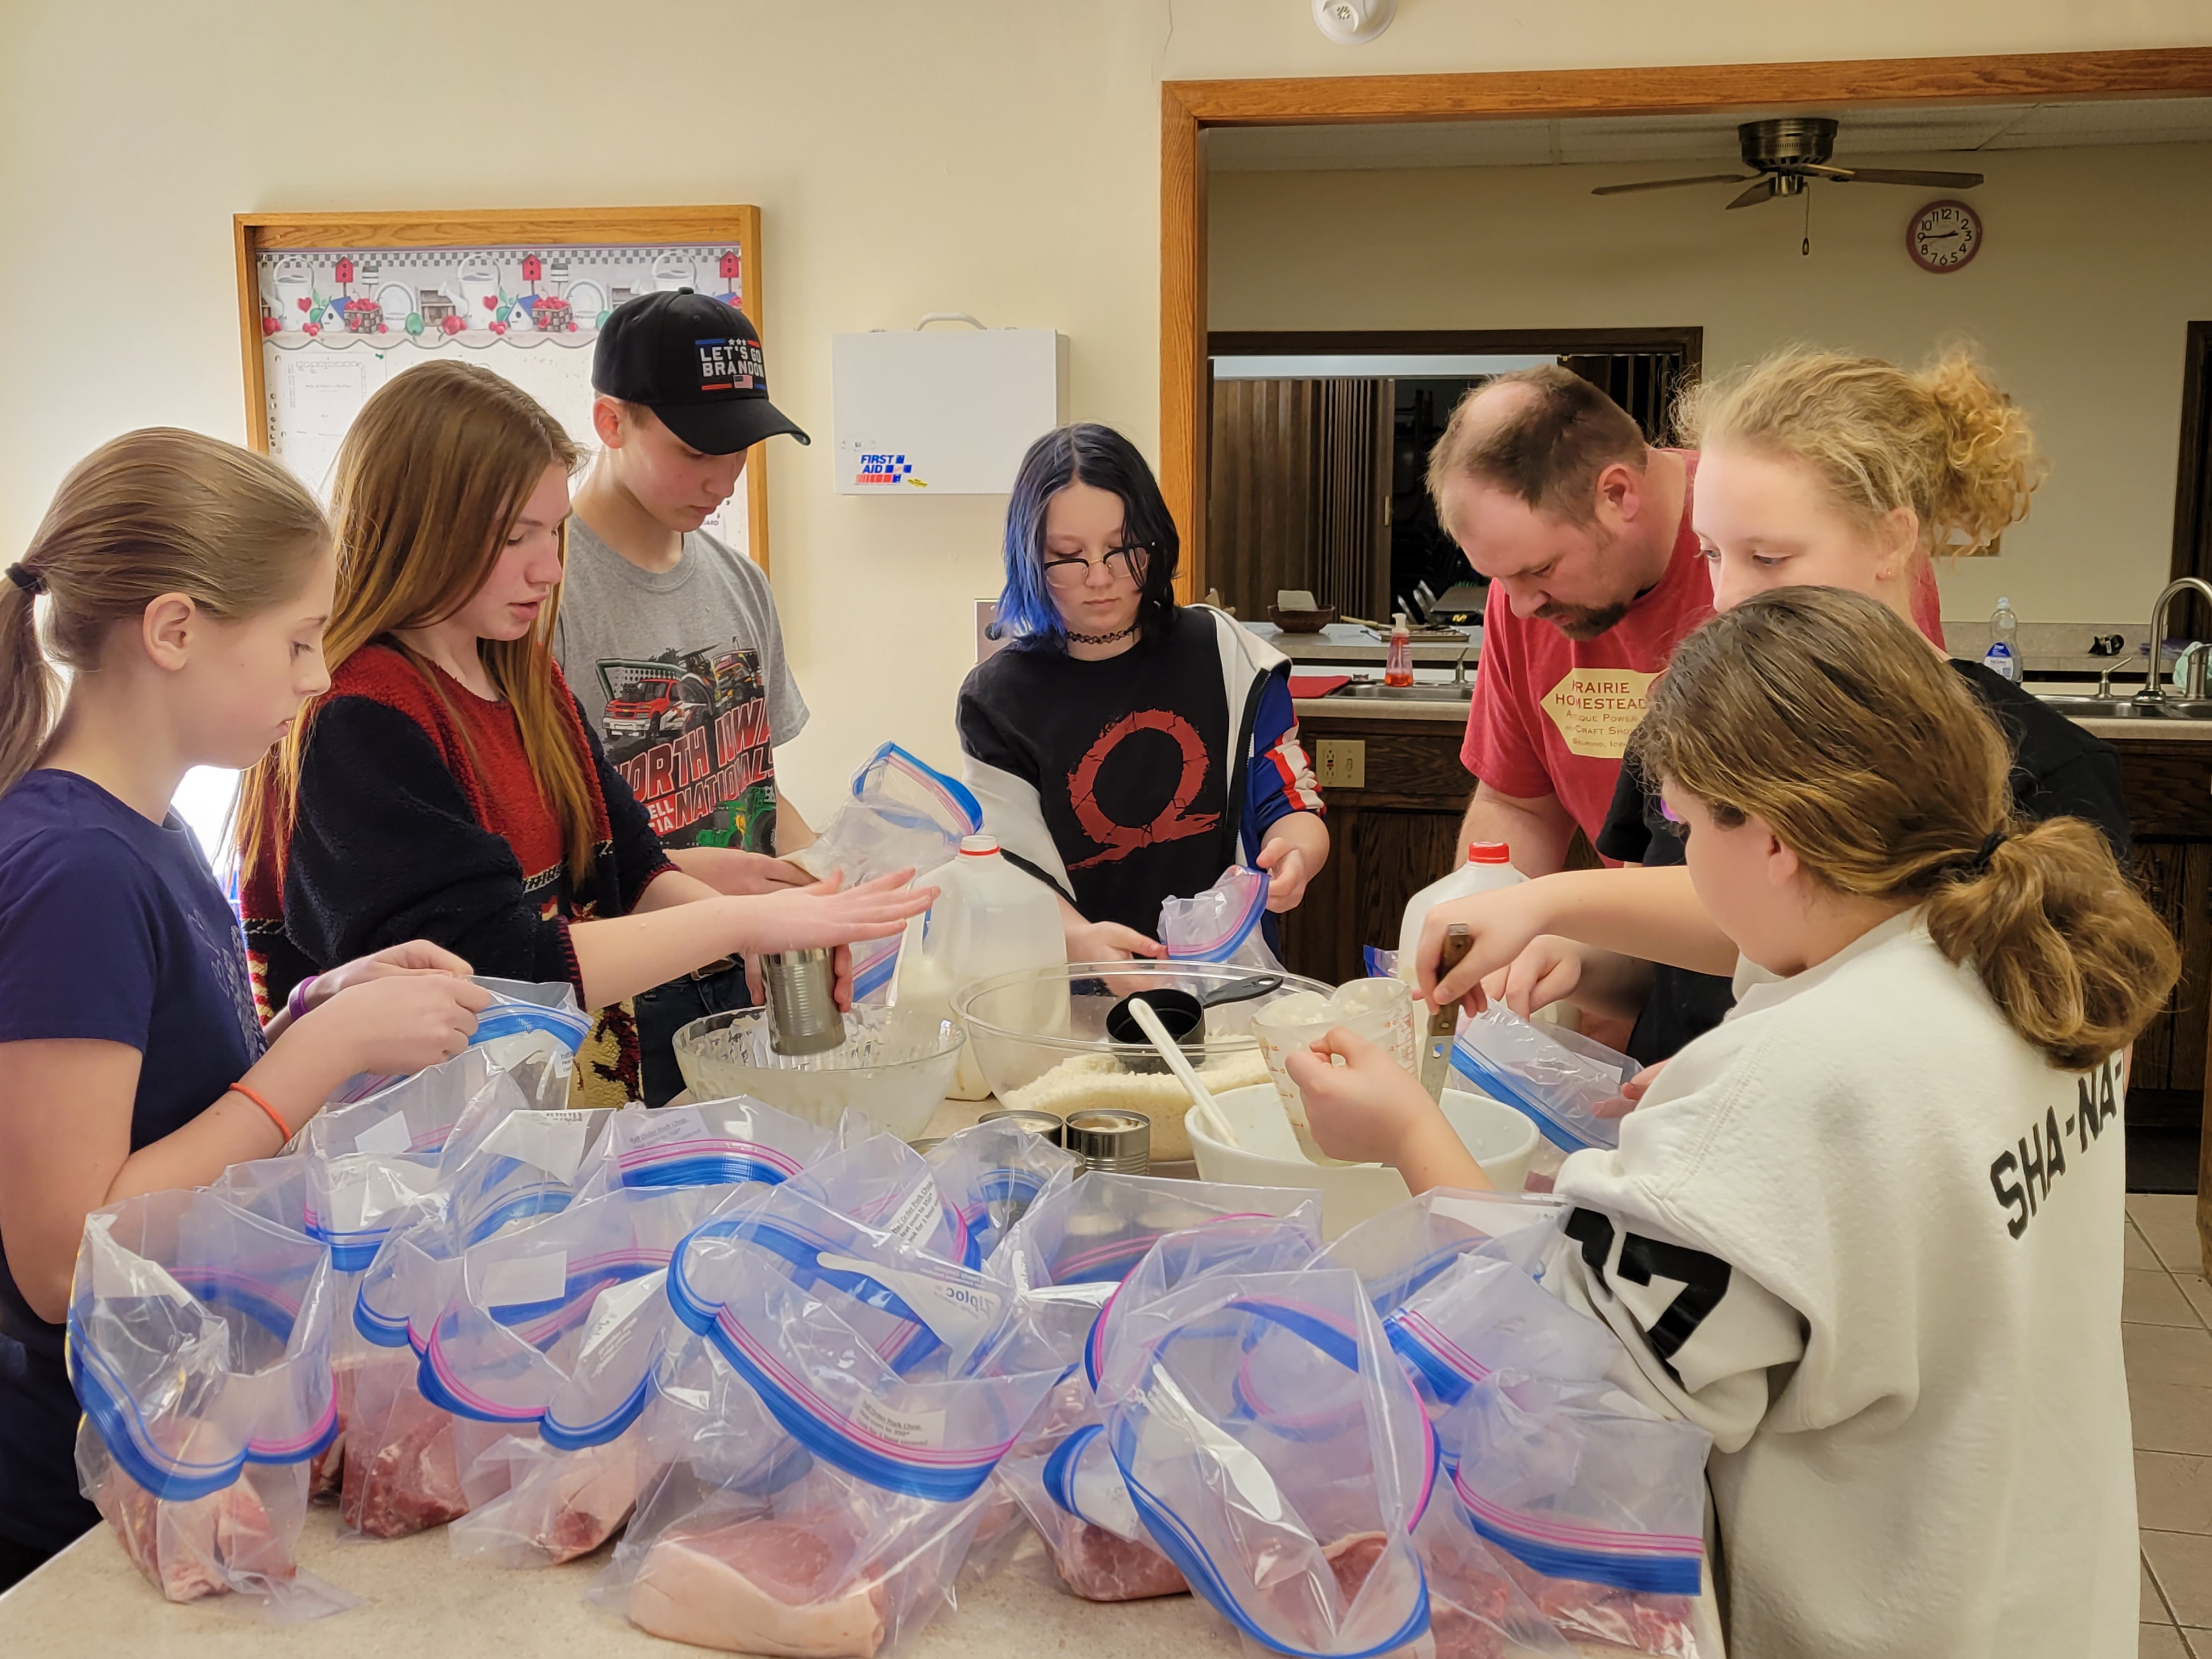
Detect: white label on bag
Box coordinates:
(627, 1107, 706, 1149)
(853, 1393, 947, 1450)
(481, 1250, 567, 1308)
(1430, 1194, 1565, 1234)
(881, 1180, 942, 1248)
(352, 1110, 413, 1158)
(576, 1269, 668, 1359)
(483, 1111, 594, 1181)
(815, 1252, 1003, 1352)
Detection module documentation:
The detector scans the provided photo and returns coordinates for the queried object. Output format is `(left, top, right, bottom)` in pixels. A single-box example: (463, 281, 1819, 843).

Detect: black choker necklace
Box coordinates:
(1066, 624, 1138, 646)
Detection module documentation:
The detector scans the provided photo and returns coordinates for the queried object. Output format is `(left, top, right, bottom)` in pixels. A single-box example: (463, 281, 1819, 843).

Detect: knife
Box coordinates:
(1418, 923, 1474, 1102)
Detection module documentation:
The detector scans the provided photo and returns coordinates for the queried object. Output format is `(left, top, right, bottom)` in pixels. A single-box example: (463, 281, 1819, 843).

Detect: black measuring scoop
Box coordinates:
(1104, 974, 1284, 1072)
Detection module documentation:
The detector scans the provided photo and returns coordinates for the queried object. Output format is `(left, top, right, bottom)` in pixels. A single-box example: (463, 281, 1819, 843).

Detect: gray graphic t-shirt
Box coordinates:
(554, 519, 809, 852)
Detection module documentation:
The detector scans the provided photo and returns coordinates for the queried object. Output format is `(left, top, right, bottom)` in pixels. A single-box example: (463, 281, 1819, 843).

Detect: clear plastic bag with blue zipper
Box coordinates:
(1089, 1262, 1436, 1659)
(417, 1181, 741, 1566)
(995, 1210, 1321, 1604)
(66, 1164, 353, 1618)
(1450, 1006, 1634, 1183)
(787, 743, 984, 1004)
(320, 986, 583, 1109)
(1381, 1252, 1622, 1414)
(919, 1117, 1081, 1271)
(576, 1093, 838, 1203)
(341, 1077, 615, 1539)
(593, 1146, 1064, 1657)
(1160, 864, 1285, 975)
(1438, 1373, 1712, 1658)
(1317, 1187, 1571, 1318)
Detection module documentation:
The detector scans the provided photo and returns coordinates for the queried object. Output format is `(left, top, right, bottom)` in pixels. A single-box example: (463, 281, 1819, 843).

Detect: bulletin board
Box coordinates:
(233, 207, 773, 571)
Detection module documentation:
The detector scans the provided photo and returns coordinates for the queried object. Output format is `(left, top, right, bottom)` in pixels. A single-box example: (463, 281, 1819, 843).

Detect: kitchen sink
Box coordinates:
(1334, 682, 1475, 702)
(2038, 695, 2212, 720)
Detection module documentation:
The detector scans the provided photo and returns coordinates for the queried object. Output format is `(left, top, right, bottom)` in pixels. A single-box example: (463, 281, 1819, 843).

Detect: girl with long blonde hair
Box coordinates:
(0, 430, 492, 1585)
(1294, 588, 2175, 1657)
(239, 362, 929, 1104)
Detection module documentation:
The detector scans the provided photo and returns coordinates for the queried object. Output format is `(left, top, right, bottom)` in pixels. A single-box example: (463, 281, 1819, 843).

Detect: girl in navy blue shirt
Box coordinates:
(0, 431, 500, 1588)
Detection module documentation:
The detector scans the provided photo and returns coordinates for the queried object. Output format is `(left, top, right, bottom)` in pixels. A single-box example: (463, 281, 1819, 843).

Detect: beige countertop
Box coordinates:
(1294, 695, 1470, 725)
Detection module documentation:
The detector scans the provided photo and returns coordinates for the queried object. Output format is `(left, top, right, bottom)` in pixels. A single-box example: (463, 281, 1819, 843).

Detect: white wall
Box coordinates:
(1210, 142, 2212, 625)
(3, 1, 2211, 812)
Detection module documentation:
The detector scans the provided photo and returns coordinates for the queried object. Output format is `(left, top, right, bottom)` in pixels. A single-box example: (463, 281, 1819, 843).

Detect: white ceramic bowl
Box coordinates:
(1186, 1083, 1541, 1240)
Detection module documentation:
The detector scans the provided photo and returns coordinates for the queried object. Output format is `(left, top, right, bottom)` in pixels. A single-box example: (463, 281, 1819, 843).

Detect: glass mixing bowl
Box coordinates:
(952, 961, 1334, 1103)
(671, 1005, 964, 1141)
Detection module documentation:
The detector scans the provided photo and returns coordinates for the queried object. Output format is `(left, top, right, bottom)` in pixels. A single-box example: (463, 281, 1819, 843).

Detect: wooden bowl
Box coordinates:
(1267, 605, 1338, 634)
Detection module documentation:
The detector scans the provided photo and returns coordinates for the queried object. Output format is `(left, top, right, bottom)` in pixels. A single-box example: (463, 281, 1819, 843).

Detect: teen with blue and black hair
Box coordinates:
(957, 423, 1329, 962)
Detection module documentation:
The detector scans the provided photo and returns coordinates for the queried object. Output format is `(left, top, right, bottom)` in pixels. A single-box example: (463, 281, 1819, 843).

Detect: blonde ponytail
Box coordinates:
(0, 430, 330, 798)
(1679, 347, 2046, 556)
(1633, 587, 2177, 1071)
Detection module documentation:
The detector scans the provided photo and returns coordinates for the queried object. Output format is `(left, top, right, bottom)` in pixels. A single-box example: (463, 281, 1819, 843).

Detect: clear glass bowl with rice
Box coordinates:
(952, 962, 1335, 1163)
(672, 1005, 964, 1141)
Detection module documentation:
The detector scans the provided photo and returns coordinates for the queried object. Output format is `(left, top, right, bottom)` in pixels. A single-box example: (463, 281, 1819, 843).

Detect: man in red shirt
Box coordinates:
(1437, 366, 1709, 874)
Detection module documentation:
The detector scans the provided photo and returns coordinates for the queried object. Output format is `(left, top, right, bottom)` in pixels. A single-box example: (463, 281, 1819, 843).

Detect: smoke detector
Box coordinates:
(1312, 0, 1395, 45)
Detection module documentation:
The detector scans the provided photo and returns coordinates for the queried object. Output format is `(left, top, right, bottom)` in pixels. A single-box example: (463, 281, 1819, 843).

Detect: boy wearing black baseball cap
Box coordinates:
(555, 287, 815, 1104)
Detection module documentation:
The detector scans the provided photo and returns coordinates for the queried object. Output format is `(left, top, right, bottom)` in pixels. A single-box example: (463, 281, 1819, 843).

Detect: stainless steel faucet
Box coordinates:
(2135, 578, 2212, 707)
(1451, 641, 1474, 687)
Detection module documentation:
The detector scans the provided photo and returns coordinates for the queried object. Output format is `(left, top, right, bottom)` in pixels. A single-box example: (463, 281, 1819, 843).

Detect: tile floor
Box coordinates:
(2130, 1193, 2212, 1656)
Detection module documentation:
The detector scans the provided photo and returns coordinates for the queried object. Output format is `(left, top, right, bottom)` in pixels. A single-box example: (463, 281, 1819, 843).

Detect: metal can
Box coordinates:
(757, 948, 845, 1057)
(1063, 1109, 1151, 1175)
(977, 1108, 1065, 1146)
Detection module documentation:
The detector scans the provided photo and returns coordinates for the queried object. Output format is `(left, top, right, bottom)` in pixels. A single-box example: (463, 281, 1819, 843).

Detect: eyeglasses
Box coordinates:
(1041, 545, 1149, 589)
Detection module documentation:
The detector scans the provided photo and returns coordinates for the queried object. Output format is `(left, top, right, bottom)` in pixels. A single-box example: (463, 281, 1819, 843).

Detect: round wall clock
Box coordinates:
(1908, 199, 1982, 273)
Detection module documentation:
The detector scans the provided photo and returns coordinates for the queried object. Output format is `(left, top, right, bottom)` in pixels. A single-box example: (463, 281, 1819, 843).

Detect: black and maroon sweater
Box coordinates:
(241, 640, 674, 1104)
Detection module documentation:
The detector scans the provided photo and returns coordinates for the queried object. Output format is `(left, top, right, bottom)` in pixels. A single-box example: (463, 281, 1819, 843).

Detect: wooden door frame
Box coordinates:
(1162, 47, 2212, 599)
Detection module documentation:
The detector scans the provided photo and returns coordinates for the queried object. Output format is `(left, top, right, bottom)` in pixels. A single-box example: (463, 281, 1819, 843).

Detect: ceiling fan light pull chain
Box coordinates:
(1803, 185, 1812, 257)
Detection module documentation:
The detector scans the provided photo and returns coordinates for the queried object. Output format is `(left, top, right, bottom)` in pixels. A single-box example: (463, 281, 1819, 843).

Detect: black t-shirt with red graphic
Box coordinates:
(957, 610, 1244, 936)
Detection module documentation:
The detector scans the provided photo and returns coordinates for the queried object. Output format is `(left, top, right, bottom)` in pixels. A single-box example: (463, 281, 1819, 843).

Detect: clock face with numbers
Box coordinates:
(1908, 199, 1982, 273)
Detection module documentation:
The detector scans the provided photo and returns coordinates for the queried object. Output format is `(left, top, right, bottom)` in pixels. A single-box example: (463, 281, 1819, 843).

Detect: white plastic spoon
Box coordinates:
(1123, 996, 1243, 1151)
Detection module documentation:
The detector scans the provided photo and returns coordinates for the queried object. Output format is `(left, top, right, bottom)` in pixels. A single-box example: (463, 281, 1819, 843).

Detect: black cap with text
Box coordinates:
(591, 289, 811, 455)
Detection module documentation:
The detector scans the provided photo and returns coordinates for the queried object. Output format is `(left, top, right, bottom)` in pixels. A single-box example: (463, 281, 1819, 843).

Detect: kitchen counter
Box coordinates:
(0, 1459, 1722, 1659)
(1293, 693, 1470, 724)
(1249, 620, 1476, 667)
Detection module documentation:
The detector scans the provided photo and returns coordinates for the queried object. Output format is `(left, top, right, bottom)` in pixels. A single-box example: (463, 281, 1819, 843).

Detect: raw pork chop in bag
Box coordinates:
(1090, 1261, 1436, 1658)
(343, 1075, 613, 1538)
(596, 1149, 1062, 1657)
(67, 1164, 349, 1617)
(426, 1182, 740, 1566)
(996, 1199, 1322, 1604)
(1441, 1374, 1712, 1659)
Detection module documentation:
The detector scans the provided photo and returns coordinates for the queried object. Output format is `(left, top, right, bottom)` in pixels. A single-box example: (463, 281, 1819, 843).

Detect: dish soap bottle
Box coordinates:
(1384, 612, 1414, 689)
(1984, 596, 2019, 684)
(892, 834, 1068, 1100)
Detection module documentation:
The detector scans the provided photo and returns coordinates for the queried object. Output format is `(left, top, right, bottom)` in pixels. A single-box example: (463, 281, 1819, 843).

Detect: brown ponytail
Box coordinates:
(1632, 587, 2177, 1071)
(1679, 347, 2046, 556)
(0, 430, 329, 798)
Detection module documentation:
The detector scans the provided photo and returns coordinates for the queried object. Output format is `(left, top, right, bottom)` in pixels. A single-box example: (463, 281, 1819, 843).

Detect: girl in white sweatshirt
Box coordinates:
(1291, 586, 2178, 1659)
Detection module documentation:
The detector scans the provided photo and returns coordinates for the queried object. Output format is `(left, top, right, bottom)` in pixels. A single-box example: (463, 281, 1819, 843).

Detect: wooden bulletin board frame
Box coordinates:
(232, 205, 774, 573)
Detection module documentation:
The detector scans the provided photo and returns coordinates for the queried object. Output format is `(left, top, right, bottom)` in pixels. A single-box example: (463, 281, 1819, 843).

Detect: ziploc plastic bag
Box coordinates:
(595, 1148, 1063, 1657)
(343, 1076, 611, 1539)
(1451, 1006, 1633, 1179)
(1160, 865, 1284, 974)
(1383, 1253, 1622, 1413)
(1441, 1374, 1712, 1658)
(577, 1094, 838, 1201)
(323, 981, 585, 1108)
(788, 744, 985, 1004)
(1091, 1262, 1435, 1659)
(425, 1182, 737, 1566)
(996, 1211, 1320, 1605)
(67, 1163, 352, 1618)
(921, 1118, 1081, 1271)
(1318, 1187, 1570, 1317)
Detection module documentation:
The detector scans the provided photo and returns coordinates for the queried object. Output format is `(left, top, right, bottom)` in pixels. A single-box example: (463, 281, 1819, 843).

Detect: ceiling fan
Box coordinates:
(1592, 117, 1984, 208)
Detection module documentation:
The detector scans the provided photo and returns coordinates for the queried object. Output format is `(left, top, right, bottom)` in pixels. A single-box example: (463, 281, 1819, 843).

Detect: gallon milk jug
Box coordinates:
(894, 834, 1068, 1100)
(1396, 841, 1524, 989)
